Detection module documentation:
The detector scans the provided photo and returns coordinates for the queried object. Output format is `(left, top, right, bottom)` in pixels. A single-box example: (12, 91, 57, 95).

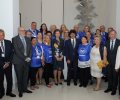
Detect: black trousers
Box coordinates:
(67, 62, 78, 84)
(0, 64, 13, 96)
(78, 67, 90, 87)
(14, 63, 29, 93)
(107, 67, 118, 92)
(44, 63, 53, 85)
(30, 67, 39, 86)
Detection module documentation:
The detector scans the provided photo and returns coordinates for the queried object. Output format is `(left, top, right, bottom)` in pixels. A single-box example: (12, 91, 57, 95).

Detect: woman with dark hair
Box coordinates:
(36, 32, 44, 85)
(52, 29, 64, 85)
(40, 23, 48, 36)
(78, 36, 91, 87)
(95, 29, 101, 36)
(30, 37, 43, 90)
(46, 31, 52, 39)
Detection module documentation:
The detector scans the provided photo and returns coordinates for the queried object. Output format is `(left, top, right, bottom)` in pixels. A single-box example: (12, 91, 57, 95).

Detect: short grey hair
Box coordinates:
(0, 29, 5, 35)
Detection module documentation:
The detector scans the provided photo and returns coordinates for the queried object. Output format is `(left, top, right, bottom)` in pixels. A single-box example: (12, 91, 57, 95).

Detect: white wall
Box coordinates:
(115, 0, 120, 38)
(42, 0, 63, 29)
(0, 0, 19, 40)
(92, 0, 109, 30)
(0, 0, 19, 88)
(13, 0, 20, 36)
(19, 0, 119, 33)
(64, 0, 79, 30)
(19, 0, 42, 30)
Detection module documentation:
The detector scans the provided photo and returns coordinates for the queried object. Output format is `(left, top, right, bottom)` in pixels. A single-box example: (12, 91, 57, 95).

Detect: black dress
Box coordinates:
(52, 38, 64, 70)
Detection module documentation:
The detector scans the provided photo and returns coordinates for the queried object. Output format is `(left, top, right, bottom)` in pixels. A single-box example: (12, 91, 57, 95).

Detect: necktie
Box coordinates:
(1, 41, 4, 53)
(73, 39, 74, 48)
(21, 37, 27, 56)
(111, 40, 114, 51)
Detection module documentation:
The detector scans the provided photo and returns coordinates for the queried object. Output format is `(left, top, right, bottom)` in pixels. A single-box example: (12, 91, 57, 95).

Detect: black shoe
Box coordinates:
(24, 90, 32, 93)
(67, 83, 70, 86)
(19, 93, 23, 97)
(55, 83, 58, 86)
(104, 89, 112, 93)
(59, 82, 63, 85)
(74, 83, 77, 86)
(111, 91, 116, 95)
(64, 80, 67, 82)
(83, 85, 87, 88)
(0, 93, 4, 99)
(6, 93, 16, 97)
(90, 80, 93, 85)
(79, 84, 83, 87)
(0, 95, 3, 99)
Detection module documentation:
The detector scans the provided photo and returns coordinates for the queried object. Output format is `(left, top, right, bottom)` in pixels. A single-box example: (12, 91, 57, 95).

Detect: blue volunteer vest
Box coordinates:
(31, 45, 42, 67)
(78, 44, 91, 61)
(43, 44, 53, 63)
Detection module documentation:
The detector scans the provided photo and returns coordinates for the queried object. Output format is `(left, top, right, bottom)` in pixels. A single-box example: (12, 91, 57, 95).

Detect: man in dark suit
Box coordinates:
(12, 27, 32, 97)
(100, 25, 109, 45)
(65, 30, 80, 86)
(0, 29, 16, 99)
(104, 30, 120, 95)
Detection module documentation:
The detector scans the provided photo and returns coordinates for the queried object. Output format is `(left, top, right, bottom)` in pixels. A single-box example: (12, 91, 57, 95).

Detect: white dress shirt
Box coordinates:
(71, 38, 76, 48)
(110, 39, 116, 50)
(0, 40, 5, 57)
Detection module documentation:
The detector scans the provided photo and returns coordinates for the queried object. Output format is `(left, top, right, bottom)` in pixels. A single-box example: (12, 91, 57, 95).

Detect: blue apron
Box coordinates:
(78, 44, 91, 61)
(43, 44, 53, 63)
(31, 45, 42, 67)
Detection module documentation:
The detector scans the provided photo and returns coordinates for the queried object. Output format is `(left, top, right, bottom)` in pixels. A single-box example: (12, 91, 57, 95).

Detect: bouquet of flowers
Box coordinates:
(97, 60, 109, 69)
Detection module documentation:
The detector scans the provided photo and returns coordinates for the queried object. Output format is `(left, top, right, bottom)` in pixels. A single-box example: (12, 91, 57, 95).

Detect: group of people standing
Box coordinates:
(0, 22, 120, 99)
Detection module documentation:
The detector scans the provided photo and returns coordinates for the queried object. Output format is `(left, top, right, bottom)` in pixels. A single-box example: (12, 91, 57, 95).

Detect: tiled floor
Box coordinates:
(2, 81, 120, 100)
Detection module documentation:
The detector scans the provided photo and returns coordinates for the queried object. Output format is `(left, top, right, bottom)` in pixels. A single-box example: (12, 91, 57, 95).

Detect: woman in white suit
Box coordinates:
(115, 46, 120, 96)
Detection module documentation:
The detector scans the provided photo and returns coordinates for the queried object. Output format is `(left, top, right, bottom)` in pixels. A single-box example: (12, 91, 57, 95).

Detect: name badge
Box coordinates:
(36, 56, 40, 59)
(1, 53, 5, 57)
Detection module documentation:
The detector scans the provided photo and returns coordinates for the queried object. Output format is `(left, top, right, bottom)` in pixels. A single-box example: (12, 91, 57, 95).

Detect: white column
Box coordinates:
(115, 0, 120, 38)
(0, 0, 19, 88)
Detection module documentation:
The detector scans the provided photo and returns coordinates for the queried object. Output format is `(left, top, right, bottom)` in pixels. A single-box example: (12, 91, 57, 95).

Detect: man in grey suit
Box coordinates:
(12, 27, 32, 97)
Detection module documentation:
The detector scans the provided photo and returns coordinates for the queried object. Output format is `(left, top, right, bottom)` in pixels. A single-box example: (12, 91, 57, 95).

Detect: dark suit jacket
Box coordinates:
(104, 32, 108, 40)
(12, 35, 32, 64)
(0, 40, 13, 67)
(65, 39, 80, 64)
(105, 39, 120, 67)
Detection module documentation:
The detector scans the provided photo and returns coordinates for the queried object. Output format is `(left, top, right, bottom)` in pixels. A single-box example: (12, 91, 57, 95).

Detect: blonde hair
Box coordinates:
(60, 24, 68, 32)
(94, 35, 101, 42)
(43, 35, 51, 45)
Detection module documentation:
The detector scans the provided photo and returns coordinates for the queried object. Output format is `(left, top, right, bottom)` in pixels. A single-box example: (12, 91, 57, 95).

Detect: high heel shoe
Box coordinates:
(55, 83, 58, 86)
(59, 82, 63, 85)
